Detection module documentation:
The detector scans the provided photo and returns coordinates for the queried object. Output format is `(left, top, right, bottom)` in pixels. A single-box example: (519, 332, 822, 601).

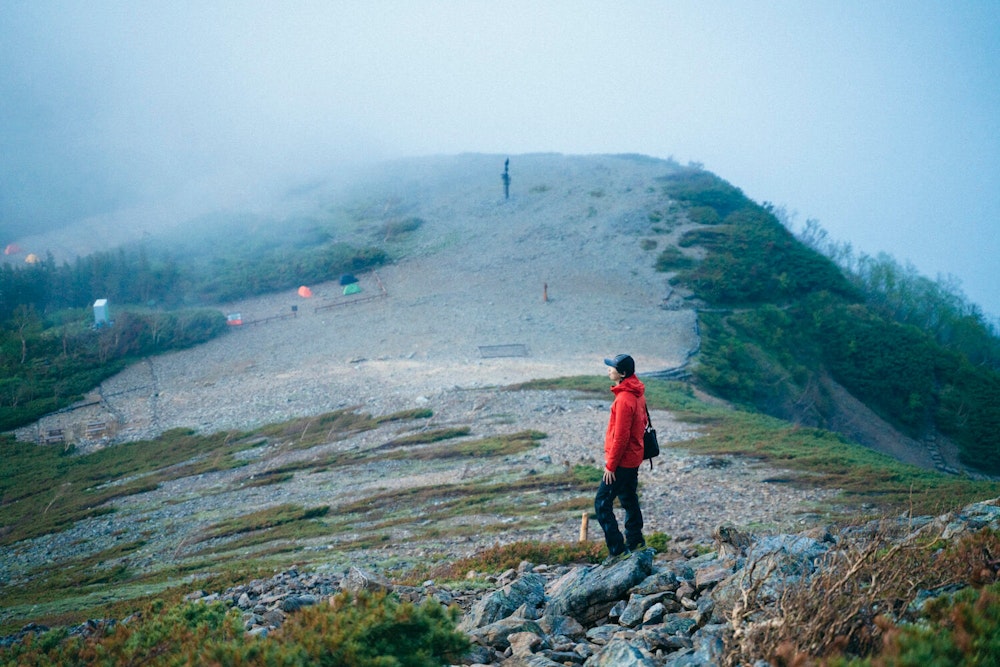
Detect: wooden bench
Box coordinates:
(42, 428, 65, 445)
(85, 421, 107, 438)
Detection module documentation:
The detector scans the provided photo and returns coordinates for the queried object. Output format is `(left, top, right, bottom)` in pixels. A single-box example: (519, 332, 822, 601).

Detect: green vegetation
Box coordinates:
(407, 539, 607, 584)
(0, 307, 226, 430)
(725, 525, 1000, 665)
(0, 404, 576, 634)
(0, 592, 468, 667)
(656, 165, 1000, 473)
(844, 582, 1000, 666)
(515, 376, 1000, 515)
(0, 208, 397, 431)
(654, 245, 696, 272)
(656, 168, 751, 218)
(0, 428, 256, 546)
(196, 504, 331, 543)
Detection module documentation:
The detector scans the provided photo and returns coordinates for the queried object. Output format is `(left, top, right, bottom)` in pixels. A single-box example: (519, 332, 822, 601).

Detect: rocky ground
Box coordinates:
(7, 154, 923, 635)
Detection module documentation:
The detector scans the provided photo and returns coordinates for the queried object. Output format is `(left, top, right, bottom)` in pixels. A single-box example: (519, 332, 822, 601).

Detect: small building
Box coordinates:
(93, 299, 109, 327)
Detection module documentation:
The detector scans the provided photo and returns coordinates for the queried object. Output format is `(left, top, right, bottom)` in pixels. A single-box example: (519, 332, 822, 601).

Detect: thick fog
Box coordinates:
(2, 2, 998, 318)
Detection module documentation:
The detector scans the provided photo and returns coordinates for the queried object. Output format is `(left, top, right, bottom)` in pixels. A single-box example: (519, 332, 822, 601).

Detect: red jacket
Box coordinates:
(604, 374, 647, 471)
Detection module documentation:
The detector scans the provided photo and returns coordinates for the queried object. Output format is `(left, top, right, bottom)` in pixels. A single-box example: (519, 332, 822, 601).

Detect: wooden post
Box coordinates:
(579, 512, 589, 542)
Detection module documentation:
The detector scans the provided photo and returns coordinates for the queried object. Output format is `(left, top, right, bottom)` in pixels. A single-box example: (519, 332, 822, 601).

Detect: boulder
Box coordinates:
(545, 549, 654, 625)
(467, 617, 545, 651)
(583, 637, 657, 666)
(339, 566, 392, 594)
(459, 573, 546, 631)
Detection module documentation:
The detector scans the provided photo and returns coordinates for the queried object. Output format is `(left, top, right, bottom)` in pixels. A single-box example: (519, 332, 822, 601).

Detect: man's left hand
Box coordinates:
(603, 467, 616, 484)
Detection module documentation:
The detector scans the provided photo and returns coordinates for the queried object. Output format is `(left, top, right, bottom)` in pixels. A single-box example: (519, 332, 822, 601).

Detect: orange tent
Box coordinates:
(25, 253, 39, 264)
(297, 285, 313, 298)
(4, 243, 21, 255)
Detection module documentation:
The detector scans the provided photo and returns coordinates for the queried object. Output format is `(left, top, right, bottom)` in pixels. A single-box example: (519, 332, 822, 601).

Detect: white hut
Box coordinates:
(93, 299, 109, 327)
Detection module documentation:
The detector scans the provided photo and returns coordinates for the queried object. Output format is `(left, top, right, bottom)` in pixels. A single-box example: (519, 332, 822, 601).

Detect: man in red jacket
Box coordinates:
(595, 353, 647, 560)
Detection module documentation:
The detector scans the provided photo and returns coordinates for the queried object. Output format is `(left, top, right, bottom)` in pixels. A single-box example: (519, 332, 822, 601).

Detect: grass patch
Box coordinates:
(256, 408, 379, 450)
(0, 539, 148, 611)
(0, 428, 258, 546)
(510, 376, 1000, 514)
(386, 430, 545, 460)
(402, 540, 607, 585)
(654, 246, 698, 272)
(379, 426, 472, 448)
(675, 409, 1000, 514)
(332, 468, 593, 538)
(196, 504, 330, 543)
(380, 216, 424, 240)
(376, 408, 434, 423)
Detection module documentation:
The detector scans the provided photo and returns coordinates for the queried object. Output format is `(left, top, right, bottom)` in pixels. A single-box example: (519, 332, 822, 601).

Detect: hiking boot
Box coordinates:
(627, 540, 646, 552)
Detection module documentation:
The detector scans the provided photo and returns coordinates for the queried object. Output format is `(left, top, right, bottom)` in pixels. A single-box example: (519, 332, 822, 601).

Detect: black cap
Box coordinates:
(604, 354, 635, 378)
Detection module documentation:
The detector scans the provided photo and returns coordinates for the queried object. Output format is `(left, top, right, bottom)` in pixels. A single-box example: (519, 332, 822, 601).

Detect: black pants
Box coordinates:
(594, 466, 644, 556)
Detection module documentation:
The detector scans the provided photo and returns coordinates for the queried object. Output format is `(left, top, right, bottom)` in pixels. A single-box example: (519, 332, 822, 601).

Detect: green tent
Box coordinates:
(343, 283, 362, 295)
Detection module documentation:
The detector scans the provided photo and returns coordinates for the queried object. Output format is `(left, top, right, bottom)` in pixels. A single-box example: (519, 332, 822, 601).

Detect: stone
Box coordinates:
(693, 564, 731, 592)
(340, 566, 392, 594)
(460, 573, 546, 631)
(619, 592, 672, 628)
(583, 637, 656, 666)
(467, 617, 545, 651)
(261, 609, 285, 628)
(537, 614, 586, 641)
(507, 630, 544, 656)
(545, 549, 655, 625)
(642, 602, 666, 625)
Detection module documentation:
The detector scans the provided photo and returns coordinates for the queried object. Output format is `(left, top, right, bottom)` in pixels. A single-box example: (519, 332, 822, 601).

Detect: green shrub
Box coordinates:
(654, 246, 697, 272)
(676, 208, 856, 305)
(832, 582, 1000, 666)
(0, 593, 468, 667)
(657, 169, 750, 218)
(646, 532, 671, 551)
(687, 205, 721, 225)
(412, 540, 606, 583)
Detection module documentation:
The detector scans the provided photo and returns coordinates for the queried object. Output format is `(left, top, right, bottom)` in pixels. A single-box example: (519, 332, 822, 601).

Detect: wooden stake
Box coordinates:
(579, 512, 589, 542)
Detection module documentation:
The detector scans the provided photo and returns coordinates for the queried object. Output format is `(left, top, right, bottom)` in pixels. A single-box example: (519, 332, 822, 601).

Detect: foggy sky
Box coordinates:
(2, 1, 998, 319)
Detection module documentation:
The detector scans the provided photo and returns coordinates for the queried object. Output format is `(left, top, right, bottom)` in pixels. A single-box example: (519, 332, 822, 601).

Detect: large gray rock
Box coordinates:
(711, 532, 830, 621)
(467, 617, 545, 651)
(618, 592, 676, 628)
(339, 566, 392, 594)
(537, 613, 586, 641)
(636, 624, 694, 653)
(583, 637, 657, 666)
(501, 654, 568, 667)
(545, 549, 655, 625)
(459, 573, 546, 631)
(631, 569, 682, 595)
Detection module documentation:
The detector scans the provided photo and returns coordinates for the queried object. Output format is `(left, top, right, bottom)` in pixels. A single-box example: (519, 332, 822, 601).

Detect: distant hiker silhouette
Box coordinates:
(502, 158, 511, 200)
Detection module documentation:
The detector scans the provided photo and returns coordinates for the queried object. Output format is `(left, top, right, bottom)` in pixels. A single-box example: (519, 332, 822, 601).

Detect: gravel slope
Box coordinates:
(4, 154, 842, 584)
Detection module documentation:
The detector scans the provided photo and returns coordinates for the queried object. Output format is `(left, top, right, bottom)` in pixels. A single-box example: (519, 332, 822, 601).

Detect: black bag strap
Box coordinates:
(643, 401, 655, 470)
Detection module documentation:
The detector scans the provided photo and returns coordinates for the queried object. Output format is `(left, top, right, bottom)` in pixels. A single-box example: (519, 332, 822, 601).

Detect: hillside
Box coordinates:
(16, 154, 705, 442)
(4, 153, 999, 643)
(11, 154, 966, 471)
